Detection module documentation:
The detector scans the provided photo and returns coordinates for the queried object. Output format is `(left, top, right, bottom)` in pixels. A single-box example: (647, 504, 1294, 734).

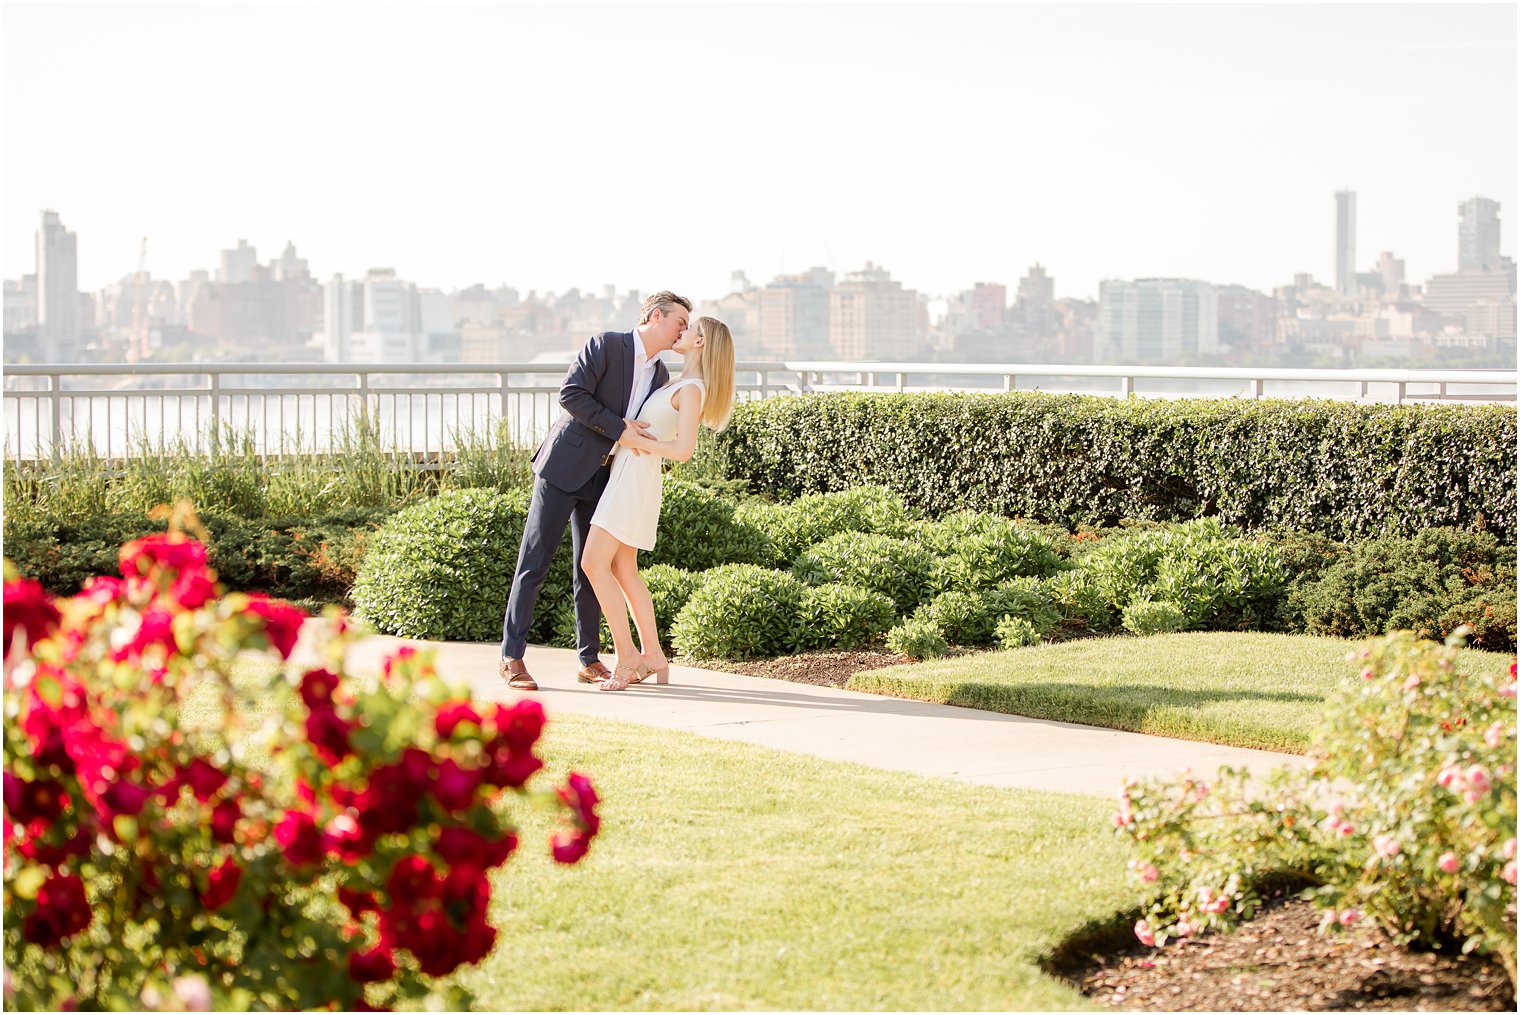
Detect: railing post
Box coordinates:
(1397, 381, 1406, 405)
(896, 371, 906, 392)
(209, 372, 221, 443)
(1251, 378, 1263, 399)
(1003, 374, 1015, 392)
(49, 372, 61, 465)
(1121, 375, 1134, 398)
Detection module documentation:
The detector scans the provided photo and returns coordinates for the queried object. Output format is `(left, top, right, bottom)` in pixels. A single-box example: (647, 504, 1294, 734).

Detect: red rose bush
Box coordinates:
(3, 533, 601, 1010)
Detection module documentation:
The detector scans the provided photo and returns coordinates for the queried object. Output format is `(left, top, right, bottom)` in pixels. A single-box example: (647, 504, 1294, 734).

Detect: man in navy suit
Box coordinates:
(498, 291, 692, 689)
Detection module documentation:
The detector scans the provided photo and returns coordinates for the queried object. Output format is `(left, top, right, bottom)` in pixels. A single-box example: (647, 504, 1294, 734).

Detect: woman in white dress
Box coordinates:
(581, 316, 737, 691)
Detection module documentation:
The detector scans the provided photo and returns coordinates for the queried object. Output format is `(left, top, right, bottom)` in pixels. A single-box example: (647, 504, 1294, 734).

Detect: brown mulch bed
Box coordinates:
(1051, 895, 1515, 1012)
(715, 649, 914, 687)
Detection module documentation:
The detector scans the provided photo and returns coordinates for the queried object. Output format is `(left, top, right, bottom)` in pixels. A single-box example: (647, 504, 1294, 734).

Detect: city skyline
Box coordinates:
(2, 3, 1515, 301)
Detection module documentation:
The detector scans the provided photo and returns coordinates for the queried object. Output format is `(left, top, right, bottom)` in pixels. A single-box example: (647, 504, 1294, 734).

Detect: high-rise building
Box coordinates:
(1014, 264, 1056, 337)
(758, 267, 833, 358)
(1335, 191, 1357, 295)
(1375, 251, 1406, 296)
(36, 211, 80, 361)
(1422, 270, 1517, 340)
(321, 274, 355, 362)
(218, 240, 259, 284)
(1098, 278, 1219, 361)
(1459, 197, 1502, 272)
(828, 263, 925, 360)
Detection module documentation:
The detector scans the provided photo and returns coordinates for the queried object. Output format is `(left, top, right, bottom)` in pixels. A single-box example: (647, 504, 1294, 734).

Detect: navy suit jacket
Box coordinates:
(531, 330, 670, 492)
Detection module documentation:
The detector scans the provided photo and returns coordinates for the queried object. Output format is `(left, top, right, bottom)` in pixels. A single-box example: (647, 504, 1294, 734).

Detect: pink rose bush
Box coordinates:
(2, 533, 601, 1010)
(1115, 630, 1516, 984)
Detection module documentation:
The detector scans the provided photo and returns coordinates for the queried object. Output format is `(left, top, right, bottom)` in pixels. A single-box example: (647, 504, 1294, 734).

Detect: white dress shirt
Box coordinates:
(628, 326, 659, 417)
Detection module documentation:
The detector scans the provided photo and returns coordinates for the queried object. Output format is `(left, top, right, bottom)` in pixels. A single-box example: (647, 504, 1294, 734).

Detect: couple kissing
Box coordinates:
(497, 291, 737, 692)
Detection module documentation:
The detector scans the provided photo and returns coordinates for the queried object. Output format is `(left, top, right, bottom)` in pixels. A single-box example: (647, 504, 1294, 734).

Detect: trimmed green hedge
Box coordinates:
(690, 393, 1517, 542)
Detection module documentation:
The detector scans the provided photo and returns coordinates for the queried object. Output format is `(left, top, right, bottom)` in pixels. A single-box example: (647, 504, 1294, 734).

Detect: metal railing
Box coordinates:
(3, 360, 1514, 461)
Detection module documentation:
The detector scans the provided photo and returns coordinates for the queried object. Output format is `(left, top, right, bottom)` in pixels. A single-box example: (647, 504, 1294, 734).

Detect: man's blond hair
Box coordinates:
(639, 291, 693, 324)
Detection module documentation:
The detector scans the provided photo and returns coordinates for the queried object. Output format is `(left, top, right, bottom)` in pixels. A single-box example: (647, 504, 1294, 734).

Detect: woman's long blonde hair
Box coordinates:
(686, 316, 736, 431)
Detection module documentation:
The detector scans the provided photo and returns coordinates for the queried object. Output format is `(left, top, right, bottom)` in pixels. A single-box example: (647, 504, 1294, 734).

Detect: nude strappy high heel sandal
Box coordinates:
(598, 660, 640, 692)
(629, 659, 669, 685)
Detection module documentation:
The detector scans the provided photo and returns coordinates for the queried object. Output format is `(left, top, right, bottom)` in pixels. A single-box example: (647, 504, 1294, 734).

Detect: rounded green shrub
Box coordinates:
(1079, 518, 1290, 632)
(670, 564, 808, 660)
(927, 517, 1068, 594)
(885, 618, 949, 660)
(982, 580, 1063, 640)
(1041, 568, 1117, 632)
(739, 486, 914, 564)
(642, 563, 702, 635)
(798, 582, 899, 650)
(351, 487, 539, 640)
(1121, 598, 1190, 636)
(792, 532, 939, 613)
(1291, 528, 1517, 651)
(912, 590, 993, 646)
(646, 478, 772, 571)
(994, 616, 1043, 650)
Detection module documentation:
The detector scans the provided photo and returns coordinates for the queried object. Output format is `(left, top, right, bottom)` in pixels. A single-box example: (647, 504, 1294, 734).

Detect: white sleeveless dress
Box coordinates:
(590, 377, 705, 551)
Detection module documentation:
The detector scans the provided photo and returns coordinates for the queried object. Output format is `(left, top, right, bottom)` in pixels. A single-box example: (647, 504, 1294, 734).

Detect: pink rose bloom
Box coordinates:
(1373, 834, 1401, 857)
(1437, 852, 1460, 874)
(1173, 919, 1194, 938)
(1134, 919, 1155, 947)
(1485, 723, 1507, 748)
(1359, 667, 1375, 680)
(1436, 766, 1459, 789)
(1205, 896, 1231, 914)
(1402, 673, 1421, 691)
(1503, 861, 1517, 886)
(1339, 908, 1361, 926)
(1139, 864, 1159, 883)
(172, 975, 211, 1011)
(1503, 838, 1516, 861)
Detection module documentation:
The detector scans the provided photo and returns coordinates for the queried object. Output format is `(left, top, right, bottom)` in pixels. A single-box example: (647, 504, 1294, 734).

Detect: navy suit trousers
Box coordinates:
(500, 468, 610, 666)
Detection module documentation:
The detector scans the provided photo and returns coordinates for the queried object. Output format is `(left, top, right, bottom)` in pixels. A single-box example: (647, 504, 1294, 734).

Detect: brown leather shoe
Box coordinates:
(576, 660, 611, 684)
(499, 657, 538, 691)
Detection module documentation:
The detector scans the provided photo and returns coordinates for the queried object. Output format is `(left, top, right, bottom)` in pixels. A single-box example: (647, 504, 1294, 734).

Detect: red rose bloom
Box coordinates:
(431, 759, 484, 813)
(183, 757, 229, 802)
(347, 945, 397, 984)
(492, 700, 546, 754)
(550, 828, 593, 865)
(299, 668, 341, 709)
(169, 569, 217, 609)
(3, 577, 61, 655)
(338, 886, 379, 916)
(274, 810, 324, 867)
(435, 826, 518, 869)
(244, 595, 305, 659)
(434, 700, 482, 739)
(4, 772, 66, 823)
(305, 704, 355, 765)
(201, 857, 242, 910)
(209, 797, 241, 844)
(22, 872, 91, 947)
(119, 534, 208, 579)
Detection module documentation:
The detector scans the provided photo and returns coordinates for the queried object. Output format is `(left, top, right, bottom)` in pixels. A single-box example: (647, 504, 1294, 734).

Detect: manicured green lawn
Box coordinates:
(844, 632, 1514, 754)
(457, 713, 1128, 1011)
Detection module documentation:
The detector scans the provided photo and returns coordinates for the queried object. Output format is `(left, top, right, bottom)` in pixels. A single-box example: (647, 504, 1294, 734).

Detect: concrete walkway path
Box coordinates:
(334, 631, 1312, 798)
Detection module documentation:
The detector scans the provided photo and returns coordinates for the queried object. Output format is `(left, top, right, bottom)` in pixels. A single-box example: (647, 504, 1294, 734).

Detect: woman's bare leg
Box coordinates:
(609, 544, 667, 671)
(580, 526, 640, 689)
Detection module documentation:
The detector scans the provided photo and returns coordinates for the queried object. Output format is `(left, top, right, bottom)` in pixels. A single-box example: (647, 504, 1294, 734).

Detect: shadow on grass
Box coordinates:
(846, 677, 1322, 752)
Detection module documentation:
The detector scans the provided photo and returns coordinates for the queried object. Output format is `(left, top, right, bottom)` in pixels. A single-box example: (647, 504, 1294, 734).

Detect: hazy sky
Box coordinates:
(2, 2, 1515, 302)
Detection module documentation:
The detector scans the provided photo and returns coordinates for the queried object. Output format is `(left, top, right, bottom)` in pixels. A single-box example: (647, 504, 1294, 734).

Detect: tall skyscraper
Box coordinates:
(36, 210, 79, 361)
(1335, 190, 1357, 295)
(1458, 197, 1501, 271)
